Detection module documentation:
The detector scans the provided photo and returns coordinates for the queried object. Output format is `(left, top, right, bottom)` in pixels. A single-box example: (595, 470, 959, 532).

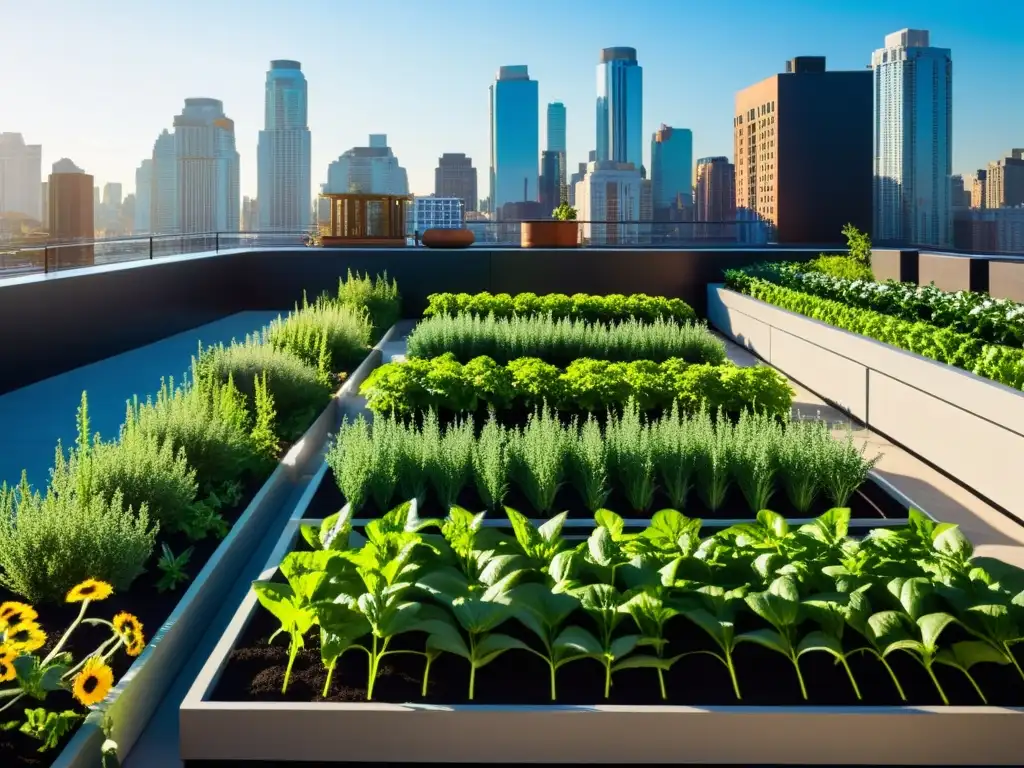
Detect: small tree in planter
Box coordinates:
(522, 204, 580, 248)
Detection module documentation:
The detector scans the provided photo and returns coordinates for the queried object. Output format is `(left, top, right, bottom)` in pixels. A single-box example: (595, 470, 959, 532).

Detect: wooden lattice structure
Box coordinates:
(318, 193, 410, 246)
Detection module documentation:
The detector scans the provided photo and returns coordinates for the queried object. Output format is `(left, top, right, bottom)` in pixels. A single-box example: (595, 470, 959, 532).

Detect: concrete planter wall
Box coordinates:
(180, 511, 1020, 767)
(50, 328, 398, 768)
(918, 252, 989, 293)
(707, 285, 1024, 522)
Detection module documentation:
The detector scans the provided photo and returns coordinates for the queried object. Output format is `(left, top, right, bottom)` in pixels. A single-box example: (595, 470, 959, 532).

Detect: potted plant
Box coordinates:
(521, 204, 579, 248)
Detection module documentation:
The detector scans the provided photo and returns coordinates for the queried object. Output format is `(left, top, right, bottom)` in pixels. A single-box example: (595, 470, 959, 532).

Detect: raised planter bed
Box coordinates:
(707, 284, 1024, 523)
(298, 461, 919, 526)
(181, 509, 1023, 766)
(21, 328, 399, 768)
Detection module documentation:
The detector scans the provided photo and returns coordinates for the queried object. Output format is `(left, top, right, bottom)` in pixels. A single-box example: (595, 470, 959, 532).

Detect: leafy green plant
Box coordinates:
(567, 416, 609, 512)
(508, 407, 566, 513)
(155, 543, 193, 593)
(803, 255, 874, 282)
(336, 269, 401, 338)
(423, 291, 697, 325)
(730, 410, 780, 513)
(552, 203, 577, 221)
(267, 292, 372, 374)
(738, 576, 811, 699)
(651, 403, 699, 509)
(406, 312, 727, 367)
(472, 415, 510, 509)
(695, 411, 732, 511)
(326, 416, 375, 512)
(823, 428, 880, 507)
(675, 585, 747, 699)
(606, 403, 656, 512)
(566, 583, 644, 698)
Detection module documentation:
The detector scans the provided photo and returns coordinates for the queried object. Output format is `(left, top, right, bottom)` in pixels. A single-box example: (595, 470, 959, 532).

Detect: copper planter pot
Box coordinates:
(521, 220, 579, 248)
(422, 228, 475, 249)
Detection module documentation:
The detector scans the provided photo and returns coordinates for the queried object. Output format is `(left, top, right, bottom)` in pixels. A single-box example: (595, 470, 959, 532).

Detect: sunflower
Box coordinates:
(0, 646, 17, 683)
(112, 612, 145, 651)
(126, 637, 145, 657)
(0, 602, 37, 631)
(66, 579, 114, 604)
(72, 657, 114, 707)
(4, 621, 47, 653)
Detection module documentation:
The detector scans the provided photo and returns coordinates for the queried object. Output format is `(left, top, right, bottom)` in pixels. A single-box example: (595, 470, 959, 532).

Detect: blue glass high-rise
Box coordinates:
(258, 60, 312, 231)
(489, 66, 539, 217)
(650, 125, 693, 212)
(596, 47, 643, 171)
(546, 102, 566, 153)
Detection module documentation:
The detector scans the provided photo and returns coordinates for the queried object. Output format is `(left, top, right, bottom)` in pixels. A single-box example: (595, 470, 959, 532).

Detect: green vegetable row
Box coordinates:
(256, 502, 1024, 705)
(724, 272, 1024, 391)
(359, 354, 794, 420)
(424, 291, 696, 324)
(741, 261, 1024, 348)
(0, 272, 400, 604)
(406, 313, 727, 367)
(328, 404, 876, 518)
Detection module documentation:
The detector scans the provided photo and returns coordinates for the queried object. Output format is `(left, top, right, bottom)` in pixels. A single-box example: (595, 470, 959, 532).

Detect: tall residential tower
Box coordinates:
(257, 60, 312, 231)
(489, 66, 539, 218)
(871, 29, 953, 247)
(173, 98, 240, 234)
(596, 48, 643, 171)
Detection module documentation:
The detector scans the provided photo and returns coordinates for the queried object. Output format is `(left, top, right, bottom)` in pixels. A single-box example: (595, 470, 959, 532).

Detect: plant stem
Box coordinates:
(41, 599, 91, 666)
(549, 661, 557, 702)
(725, 650, 742, 700)
(0, 693, 24, 715)
(421, 655, 433, 698)
(790, 653, 809, 700)
(959, 669, 987, 704)
(1003, 643, 1024, 683)
(322, 662, 335, 698)
(282, 636, 300, 694)
(468, 634, 476, 701)
(838, 656, 862, 700)
(604, 658, 612, 699)
(924, 661, 950, 706)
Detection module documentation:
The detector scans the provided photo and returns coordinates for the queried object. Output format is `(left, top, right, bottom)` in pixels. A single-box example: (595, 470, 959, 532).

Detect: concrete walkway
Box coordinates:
(0, 311, 282, 489)
(722, 336, 1024, 567)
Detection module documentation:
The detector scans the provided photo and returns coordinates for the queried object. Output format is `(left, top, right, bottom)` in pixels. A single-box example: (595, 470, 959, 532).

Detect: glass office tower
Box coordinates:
(489, 65, 539, 217)
(595, 47, 643, 171)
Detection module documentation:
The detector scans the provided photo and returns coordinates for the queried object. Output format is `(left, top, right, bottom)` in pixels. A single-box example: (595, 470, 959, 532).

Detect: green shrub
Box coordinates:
(724, 272, 1024, 391)
(0, 401, 157, 603)
(196, 334, 333, 442)
(337, 269, 401, 337)
(803, 255, 874, 282)
(267, 294, 372, 374)
(360, 354, 794, 419)
(406, 313, 726, 366)
(128, 368, 262, 499)
(423, 291, 696, 324)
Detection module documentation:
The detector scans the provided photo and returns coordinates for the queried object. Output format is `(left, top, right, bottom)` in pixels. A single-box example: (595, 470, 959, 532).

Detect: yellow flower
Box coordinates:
(4, 621, 47, 653)
(72, 657, 114, 707)
(66, 579, 113, 603)
(112, 612, 145, 652)
(0, 602, 37, 631)
(0, 646, 17, 683)
(126, 637, 145, 657)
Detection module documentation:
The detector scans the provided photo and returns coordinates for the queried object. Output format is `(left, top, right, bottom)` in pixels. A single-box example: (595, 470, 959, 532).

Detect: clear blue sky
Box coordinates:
(3, 0, 1021, 199)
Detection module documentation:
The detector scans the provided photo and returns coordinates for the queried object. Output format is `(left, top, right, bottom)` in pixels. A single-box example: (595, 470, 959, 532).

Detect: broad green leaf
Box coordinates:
(737, 628, 792, 655)
(575, 583, 622, 613)
(866, 610, 911, 645)
(538, 511, 568, 544)
(964, 603, 1020, 644)
(887, 576, 931, 620)
(970, 557, 1024, 594)
(300, 523, 323, 551)
(481, 569, 526, 602)
(611, 653, 683, 672)
(252, 581, 314, 635)
(426, 621, 471, 659)
(797, 630, 845, 658)
(917, 612, 957, 651)
(756, 509, 789, 539)
(681, 607, 733, 648)
(932, 525, 973, 562)
(594, 509, 626, 539)
(505, 507, 543, 553)
(643, 509, 699, 550)
(473, 633, 532, 666)
(451, 596, 509, 634)
(478, 553, 525, 587)
(798, 508, 850, 545)
(549, 549, 579, 584)
(587, 526, 617, 567)
(315, 603, 371, 666)
(609, 634, 641, 660)
(552, 625, 604, 658)
(510, 583, 578, 632)
(936, 640, 1010, 671)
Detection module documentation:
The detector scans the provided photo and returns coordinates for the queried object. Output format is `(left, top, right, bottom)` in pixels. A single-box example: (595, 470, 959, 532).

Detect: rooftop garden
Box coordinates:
(0, 270, 400, 766)
(197, 283, 1023, 736)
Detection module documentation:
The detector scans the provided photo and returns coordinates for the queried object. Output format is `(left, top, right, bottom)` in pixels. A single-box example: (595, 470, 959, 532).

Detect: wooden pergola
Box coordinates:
(318, 193, 410, 247)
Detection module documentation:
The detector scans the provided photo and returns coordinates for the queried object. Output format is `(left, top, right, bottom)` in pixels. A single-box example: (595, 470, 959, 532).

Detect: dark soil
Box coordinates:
(211, 597, 1024, 709)
(303, 466, 905, 522)
(0, 472, 267, 768)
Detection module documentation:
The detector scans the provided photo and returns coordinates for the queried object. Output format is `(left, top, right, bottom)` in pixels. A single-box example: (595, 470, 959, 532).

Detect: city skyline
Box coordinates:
(2, 0, 1021, 200)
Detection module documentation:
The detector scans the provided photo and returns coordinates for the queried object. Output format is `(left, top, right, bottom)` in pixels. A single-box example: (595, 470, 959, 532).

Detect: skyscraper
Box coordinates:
(971, 169, 988, 209)
(48, 159, 94, 266)
(325, 134, 409, 194)
(434, 153, 478, 212)
(985, 150, 1024, 209)
(575, 161, 643, 245)
(546, 102, 567, 153)
(151, 129, 178, 234)
(735, 56, 872, 244)
(173, 98, 240, 234)
(650, 125, 693, 218)
(539, 150, 566, 214)
(0, 133, 42, 221)
(872, 29, 953, 247)
(134, 159, 152, 234)
(695, 157, 736, 222)
(489, 65, 539, 218)
(595, 48, 643, 171)
(257, 60, 311, 231)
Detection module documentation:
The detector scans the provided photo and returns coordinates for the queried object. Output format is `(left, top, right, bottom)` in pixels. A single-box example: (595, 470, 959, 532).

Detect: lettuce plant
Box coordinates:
(738, 576, 811, 699)
(619, 588, 682, 699)
(567, 584, 644, 698)
(675, 585, 747, 699)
